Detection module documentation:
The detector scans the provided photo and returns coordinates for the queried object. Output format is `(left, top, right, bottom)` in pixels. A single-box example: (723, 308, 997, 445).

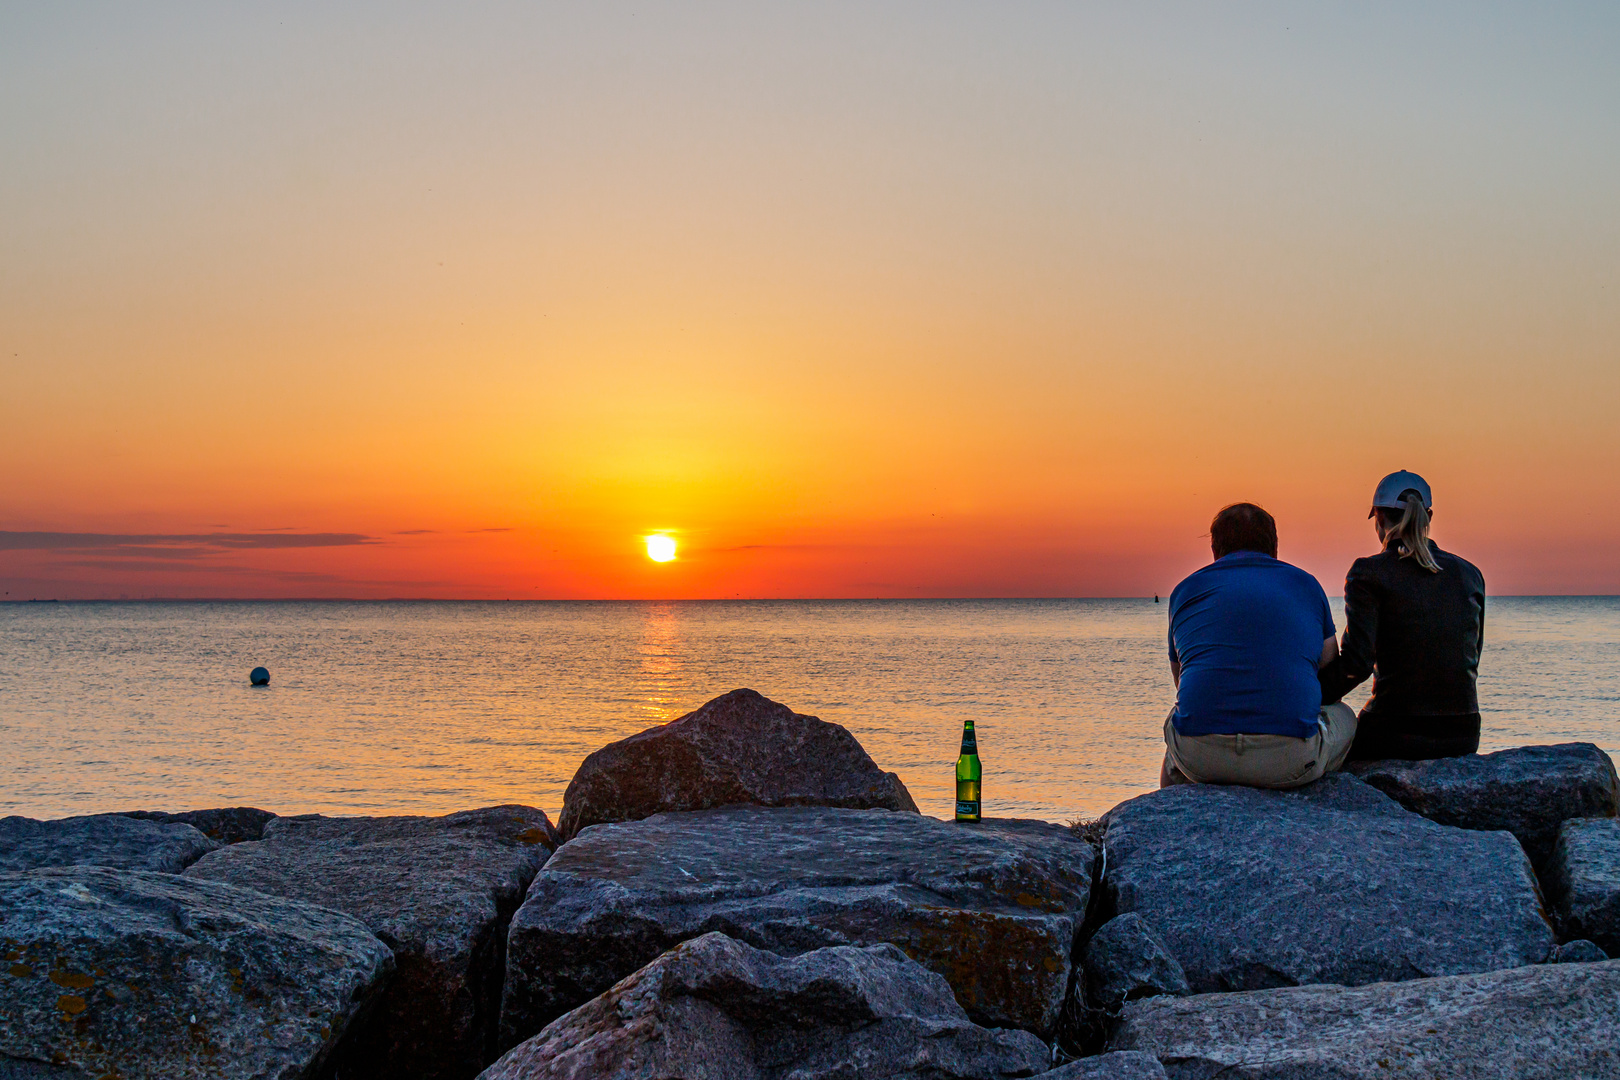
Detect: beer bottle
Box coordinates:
(955, 720, 981, 823)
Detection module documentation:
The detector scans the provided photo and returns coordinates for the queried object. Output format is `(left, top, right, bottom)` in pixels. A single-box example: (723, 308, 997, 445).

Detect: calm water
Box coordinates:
(2, 599, 1616, 824)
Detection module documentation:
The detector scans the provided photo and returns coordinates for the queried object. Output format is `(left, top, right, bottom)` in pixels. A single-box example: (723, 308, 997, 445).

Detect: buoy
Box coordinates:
(249, 666, 270, 686)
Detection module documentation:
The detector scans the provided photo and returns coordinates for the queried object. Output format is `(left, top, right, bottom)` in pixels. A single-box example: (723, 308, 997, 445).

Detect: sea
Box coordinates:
(2, 598, 1616, 825)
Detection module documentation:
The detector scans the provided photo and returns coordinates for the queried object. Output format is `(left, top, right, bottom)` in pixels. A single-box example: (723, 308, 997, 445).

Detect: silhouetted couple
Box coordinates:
(1162, 471, 1486, 789)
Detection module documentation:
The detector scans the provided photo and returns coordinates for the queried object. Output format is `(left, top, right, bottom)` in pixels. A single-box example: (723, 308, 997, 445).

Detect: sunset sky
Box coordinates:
(3, 3, 1617, 599)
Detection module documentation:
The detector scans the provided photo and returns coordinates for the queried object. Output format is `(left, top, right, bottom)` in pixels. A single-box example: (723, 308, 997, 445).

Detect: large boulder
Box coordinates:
(1109, 959, 1620, 1079)
(0, 813, 216, 873)
(1081, 913, 1190, 1009)
(1549, 939, 1608, 962)
(1045, 1053, 1169, 1080)
(1099, 774, 1553, 994)
(555, 688, 916, 841)
(500, 806, 1094, 1047)
(1547, 816, 1620, 956)
(123, 807, 277, 844)
(479, 931, 1049, 1080)
(1347, 743, 1619, 871)
(0, 866, 393, 1080)
(185, 805, 555, 1080)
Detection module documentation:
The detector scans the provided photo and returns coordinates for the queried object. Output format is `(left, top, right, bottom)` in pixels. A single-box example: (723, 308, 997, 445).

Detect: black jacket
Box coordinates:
(1319, 543, 1485, 717)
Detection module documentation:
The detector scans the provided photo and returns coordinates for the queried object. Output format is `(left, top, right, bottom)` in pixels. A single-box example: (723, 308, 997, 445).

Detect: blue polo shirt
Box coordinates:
(1168, 551, 1335, 738)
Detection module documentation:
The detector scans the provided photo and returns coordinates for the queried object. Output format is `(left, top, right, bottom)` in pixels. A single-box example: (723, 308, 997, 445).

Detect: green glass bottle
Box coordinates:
(955, 720, 981, 822)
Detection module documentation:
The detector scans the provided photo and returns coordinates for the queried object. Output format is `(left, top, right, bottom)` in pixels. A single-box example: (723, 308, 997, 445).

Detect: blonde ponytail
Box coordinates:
(1386, 492, 1440, 572)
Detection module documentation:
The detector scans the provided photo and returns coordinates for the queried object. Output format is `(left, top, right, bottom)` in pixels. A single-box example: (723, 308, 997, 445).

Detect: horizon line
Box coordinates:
(3, 594, 1616, 604)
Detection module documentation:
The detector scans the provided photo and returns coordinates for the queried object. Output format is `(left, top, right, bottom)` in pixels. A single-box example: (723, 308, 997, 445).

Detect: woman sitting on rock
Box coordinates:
(1320, 470, 1486, 761)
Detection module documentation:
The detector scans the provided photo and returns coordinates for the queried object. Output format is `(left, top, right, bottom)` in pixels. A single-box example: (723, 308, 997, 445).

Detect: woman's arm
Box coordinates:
(1319, 565, 1377, 703)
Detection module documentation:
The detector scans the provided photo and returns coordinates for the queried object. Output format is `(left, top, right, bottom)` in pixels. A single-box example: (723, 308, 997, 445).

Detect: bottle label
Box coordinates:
(960, 737, 977, 754)
(955, 800, 980, 820)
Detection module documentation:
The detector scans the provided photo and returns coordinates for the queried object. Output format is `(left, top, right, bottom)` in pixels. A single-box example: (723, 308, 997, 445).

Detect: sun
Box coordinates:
(645, 534, 677, 562)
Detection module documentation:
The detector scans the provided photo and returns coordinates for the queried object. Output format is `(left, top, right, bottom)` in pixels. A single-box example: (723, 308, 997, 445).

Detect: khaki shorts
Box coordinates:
(1164, 702, 1358, 790)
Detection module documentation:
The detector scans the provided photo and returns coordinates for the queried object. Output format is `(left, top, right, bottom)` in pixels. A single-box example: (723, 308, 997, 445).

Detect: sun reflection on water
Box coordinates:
(635, 602, 685, 726)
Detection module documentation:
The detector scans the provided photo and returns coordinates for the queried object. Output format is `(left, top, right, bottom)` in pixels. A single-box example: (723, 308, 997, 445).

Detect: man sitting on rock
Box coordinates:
(1162, 502, 1357, 788)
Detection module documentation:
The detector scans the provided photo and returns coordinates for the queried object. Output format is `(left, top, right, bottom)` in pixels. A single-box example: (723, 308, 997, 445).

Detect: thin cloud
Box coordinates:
(49, 560, 411, 585)
(59, 558, 260, 573)
(394, 529, 438, 535)
(0, 531, 377, 552)
(465, 527, 514, 533)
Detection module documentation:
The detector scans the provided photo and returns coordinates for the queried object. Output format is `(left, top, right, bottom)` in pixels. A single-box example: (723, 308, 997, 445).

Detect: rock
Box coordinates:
(1099, 774, 1553, 994)
(0, 1061, 83, 1078)
(0, 813, 217, 873)
(122, 807, 277, 844)
(1045, 1052, 1169, 1080)
(1347, 743, 1619, 871)
(1549, 939, 1608, 963)
(1546, 816, 1620, 956)
(1082, 913, 1190, 1009)
(555, 688, 917, 841)
(500, 806, 1094, 1048)
(185, 805, 555, 1080)
(0, 865, 393, 1080)
(479, 931, 1050, 1080)
(1109, 959, 1620, 1079)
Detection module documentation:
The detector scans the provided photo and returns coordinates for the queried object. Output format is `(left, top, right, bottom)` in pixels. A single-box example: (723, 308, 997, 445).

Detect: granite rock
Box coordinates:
(1546, 816, 1620, 956)
(1045, 1052, 1169, 1080)
(1549, 939, 1608, 963)
(0, 813, 217, 874)
(0, 1061, 83, 1078)
(480, 931, 1050, 1080)
(123, 807, 277, 844)
(1347, 743, 1619, 871)
(1082, 913, 1189, 1009)
(500, 806, 1094, 1047)
(185, 805, 555, 1080)
(1099, 774, 1553, 994)
(0, 865, 393, 1080)
(1109, 959, 1620, 1079)
(555, 688, 917, 841)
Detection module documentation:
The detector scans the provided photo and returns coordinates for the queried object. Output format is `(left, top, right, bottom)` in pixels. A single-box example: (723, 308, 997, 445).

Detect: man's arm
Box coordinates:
(1319, 635, 1339, 668)
(1167, 611, 1181, 688)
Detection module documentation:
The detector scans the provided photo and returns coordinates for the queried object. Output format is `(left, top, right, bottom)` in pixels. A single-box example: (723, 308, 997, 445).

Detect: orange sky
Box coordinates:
(3, 5, 1618, 598)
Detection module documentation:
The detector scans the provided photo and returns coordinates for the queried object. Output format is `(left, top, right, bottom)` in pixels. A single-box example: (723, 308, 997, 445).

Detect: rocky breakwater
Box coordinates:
(184, 805, 556, 1080)
(8, 677, 1618, 1080)
(555, 687, 917, 841)
(481, 931, 1050, 1080)
(500, 805, 1095, 1049)
(1089, 773, 1555, 998)
(0, 865, 393, 1080)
